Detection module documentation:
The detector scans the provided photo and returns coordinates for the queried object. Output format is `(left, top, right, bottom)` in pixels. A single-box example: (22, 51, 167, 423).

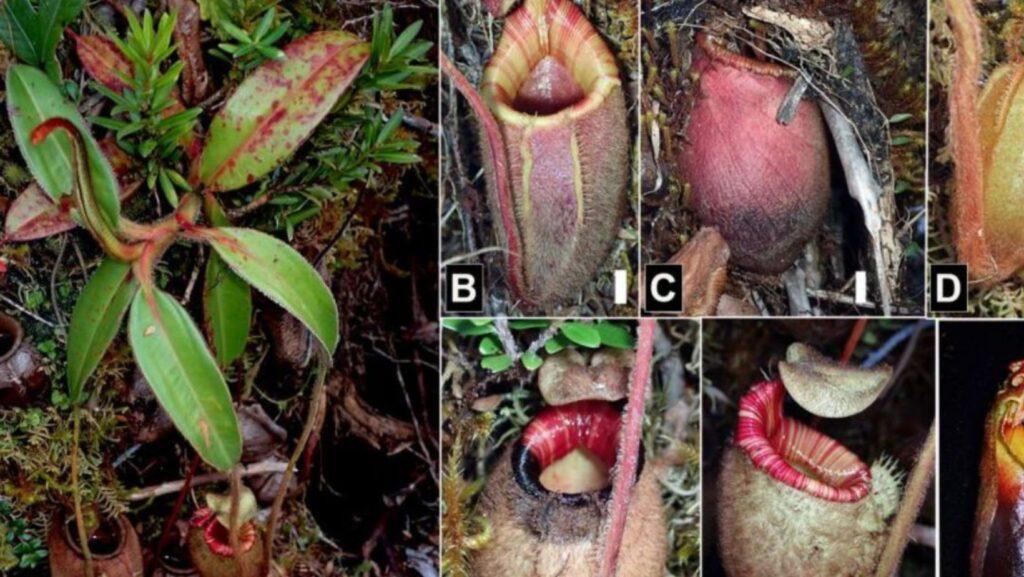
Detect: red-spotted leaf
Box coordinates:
(66, 257, 137, 403)
(202, 227, 338, 354)
(129, 286, 241, 471)
(3, 182, 75, 241)
(68, 31, 132, 92)
(7, 64, 121, 226)
(199, 31, 370, 192)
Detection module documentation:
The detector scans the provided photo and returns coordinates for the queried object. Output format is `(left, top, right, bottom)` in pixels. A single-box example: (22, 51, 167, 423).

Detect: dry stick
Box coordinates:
(263, 358, 329, 569)
(71, 409, 95, 577)
(128, 460, 289, 501)
(598, 319, 656, 577)
(820, 103, 893, 316)
(874, 422, 937, 577)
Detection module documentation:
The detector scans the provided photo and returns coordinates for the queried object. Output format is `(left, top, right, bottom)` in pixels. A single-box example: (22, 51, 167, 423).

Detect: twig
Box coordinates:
(263, 359, 329, 568)
(782, 266, 812, 316)
(71, 408, 95, 577)
(599, 319, 656, 577)
(492, 318, 520, 361)
(313, 187, 368, 268)
(820, 102, 895, 316)
(0, 293, 56, 328)
(874, 422, 936, 577)
(127, 460, 289, 501)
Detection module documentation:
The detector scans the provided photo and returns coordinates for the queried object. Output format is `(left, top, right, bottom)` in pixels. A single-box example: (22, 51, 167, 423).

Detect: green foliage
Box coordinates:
(443, 319, 636, 374)
(357, 5, 434, 94)
(91, 10, 200, 206)
(6, 66, 121, 217)
(200, 0, 278, 33)
(0, 0, 84, 82)
(212, 7, 290, 72)
(67, 258, 138, 403)
(128, 287, 242, 472)
(0, 500, 46, 570)
(205, 227, 339, 354)
(0, 407, 127, 520)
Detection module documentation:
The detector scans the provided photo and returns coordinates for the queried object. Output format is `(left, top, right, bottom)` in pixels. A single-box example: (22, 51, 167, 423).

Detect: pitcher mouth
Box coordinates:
(481, 0, 620, 124)
(512, 400, 642, 507)
(62, 514, 127, 560)
(736, 379, 871, 503)
(0, 313, 23, 364)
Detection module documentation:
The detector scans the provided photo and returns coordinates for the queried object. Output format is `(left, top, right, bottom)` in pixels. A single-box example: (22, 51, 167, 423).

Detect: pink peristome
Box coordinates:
(736, 379, 871, 503)
(679, 50, 830, 274)
(521, 400, 622, 469)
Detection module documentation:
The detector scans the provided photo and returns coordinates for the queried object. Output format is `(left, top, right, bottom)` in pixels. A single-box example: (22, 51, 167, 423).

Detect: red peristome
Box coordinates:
(69, 31, 132, 93)
(189, 508, 257, 557)
(736, 379, 871, 503)
(521, 400, 622, 469)
(679, 34, 830, 274)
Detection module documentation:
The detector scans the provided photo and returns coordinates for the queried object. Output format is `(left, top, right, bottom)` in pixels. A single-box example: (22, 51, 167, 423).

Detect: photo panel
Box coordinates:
(938, 321, 1024, 575)
(440, 317, 699, 576)
(640, 2, 926, 316)
(928, 1, 1024, 316)
(440, 0, 640, 317)
(702, 318, 935, 575)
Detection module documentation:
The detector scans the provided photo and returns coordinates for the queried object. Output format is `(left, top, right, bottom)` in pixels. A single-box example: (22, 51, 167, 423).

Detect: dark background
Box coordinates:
(939, 321, 1023, 575)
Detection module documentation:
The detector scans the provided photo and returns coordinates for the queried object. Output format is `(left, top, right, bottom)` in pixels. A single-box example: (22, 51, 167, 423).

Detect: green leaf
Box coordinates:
(203, 252, 252, 367)
(200, 31, 370, 192)
(596, 322, 635, 349)
(481, 354, 512, 373)
(560, 322, 601, 349)
(478, 335, 501, 355)
(204, 227, 338, 354)
(521, 351, 543, 371)
(129, 287, 241, 471)
(544, 334, 568, 354)
(66, 258, 138, 403)
(6, 65, 121, 226)
(441, 319, 494, 336)
(0, 0, 84, 79)
(507, 319, 551, 330)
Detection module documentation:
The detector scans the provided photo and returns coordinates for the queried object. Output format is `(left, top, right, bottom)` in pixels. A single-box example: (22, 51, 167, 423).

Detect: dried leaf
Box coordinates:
(3, 182, 75, 241)
(169, 0, 209, 103)
(69, 31, 132, 92)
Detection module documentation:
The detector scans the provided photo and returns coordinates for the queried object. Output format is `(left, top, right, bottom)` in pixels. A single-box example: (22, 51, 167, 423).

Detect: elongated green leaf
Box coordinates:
(203, 252, 252, 367)
(129, 287, 241, 471)
(199, 31, 370, 192)
(203, 227, 338, 354)
(6, 65, 121, 226)
(66, 258, 137, 403)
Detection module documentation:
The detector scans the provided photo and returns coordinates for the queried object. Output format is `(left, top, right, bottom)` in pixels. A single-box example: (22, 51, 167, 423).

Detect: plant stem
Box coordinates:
(229, 466, 243, 574)
(599, 319, 656, 577)
(841, 318, 869, 364)
(874, 421, 937, 577)
(263, 357, 329, 568)
(71, 408, 95, 577)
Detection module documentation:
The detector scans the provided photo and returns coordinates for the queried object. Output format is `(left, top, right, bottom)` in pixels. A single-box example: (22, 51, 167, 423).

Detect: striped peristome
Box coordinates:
(736, 379, 872, 503)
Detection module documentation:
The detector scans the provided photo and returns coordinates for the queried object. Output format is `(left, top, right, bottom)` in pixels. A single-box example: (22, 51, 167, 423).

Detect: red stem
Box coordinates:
(840, 318, 868, 365)
(152, 452, 201, 571)
(598, 319, 655, 577)
(439, 52, 526, 302)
